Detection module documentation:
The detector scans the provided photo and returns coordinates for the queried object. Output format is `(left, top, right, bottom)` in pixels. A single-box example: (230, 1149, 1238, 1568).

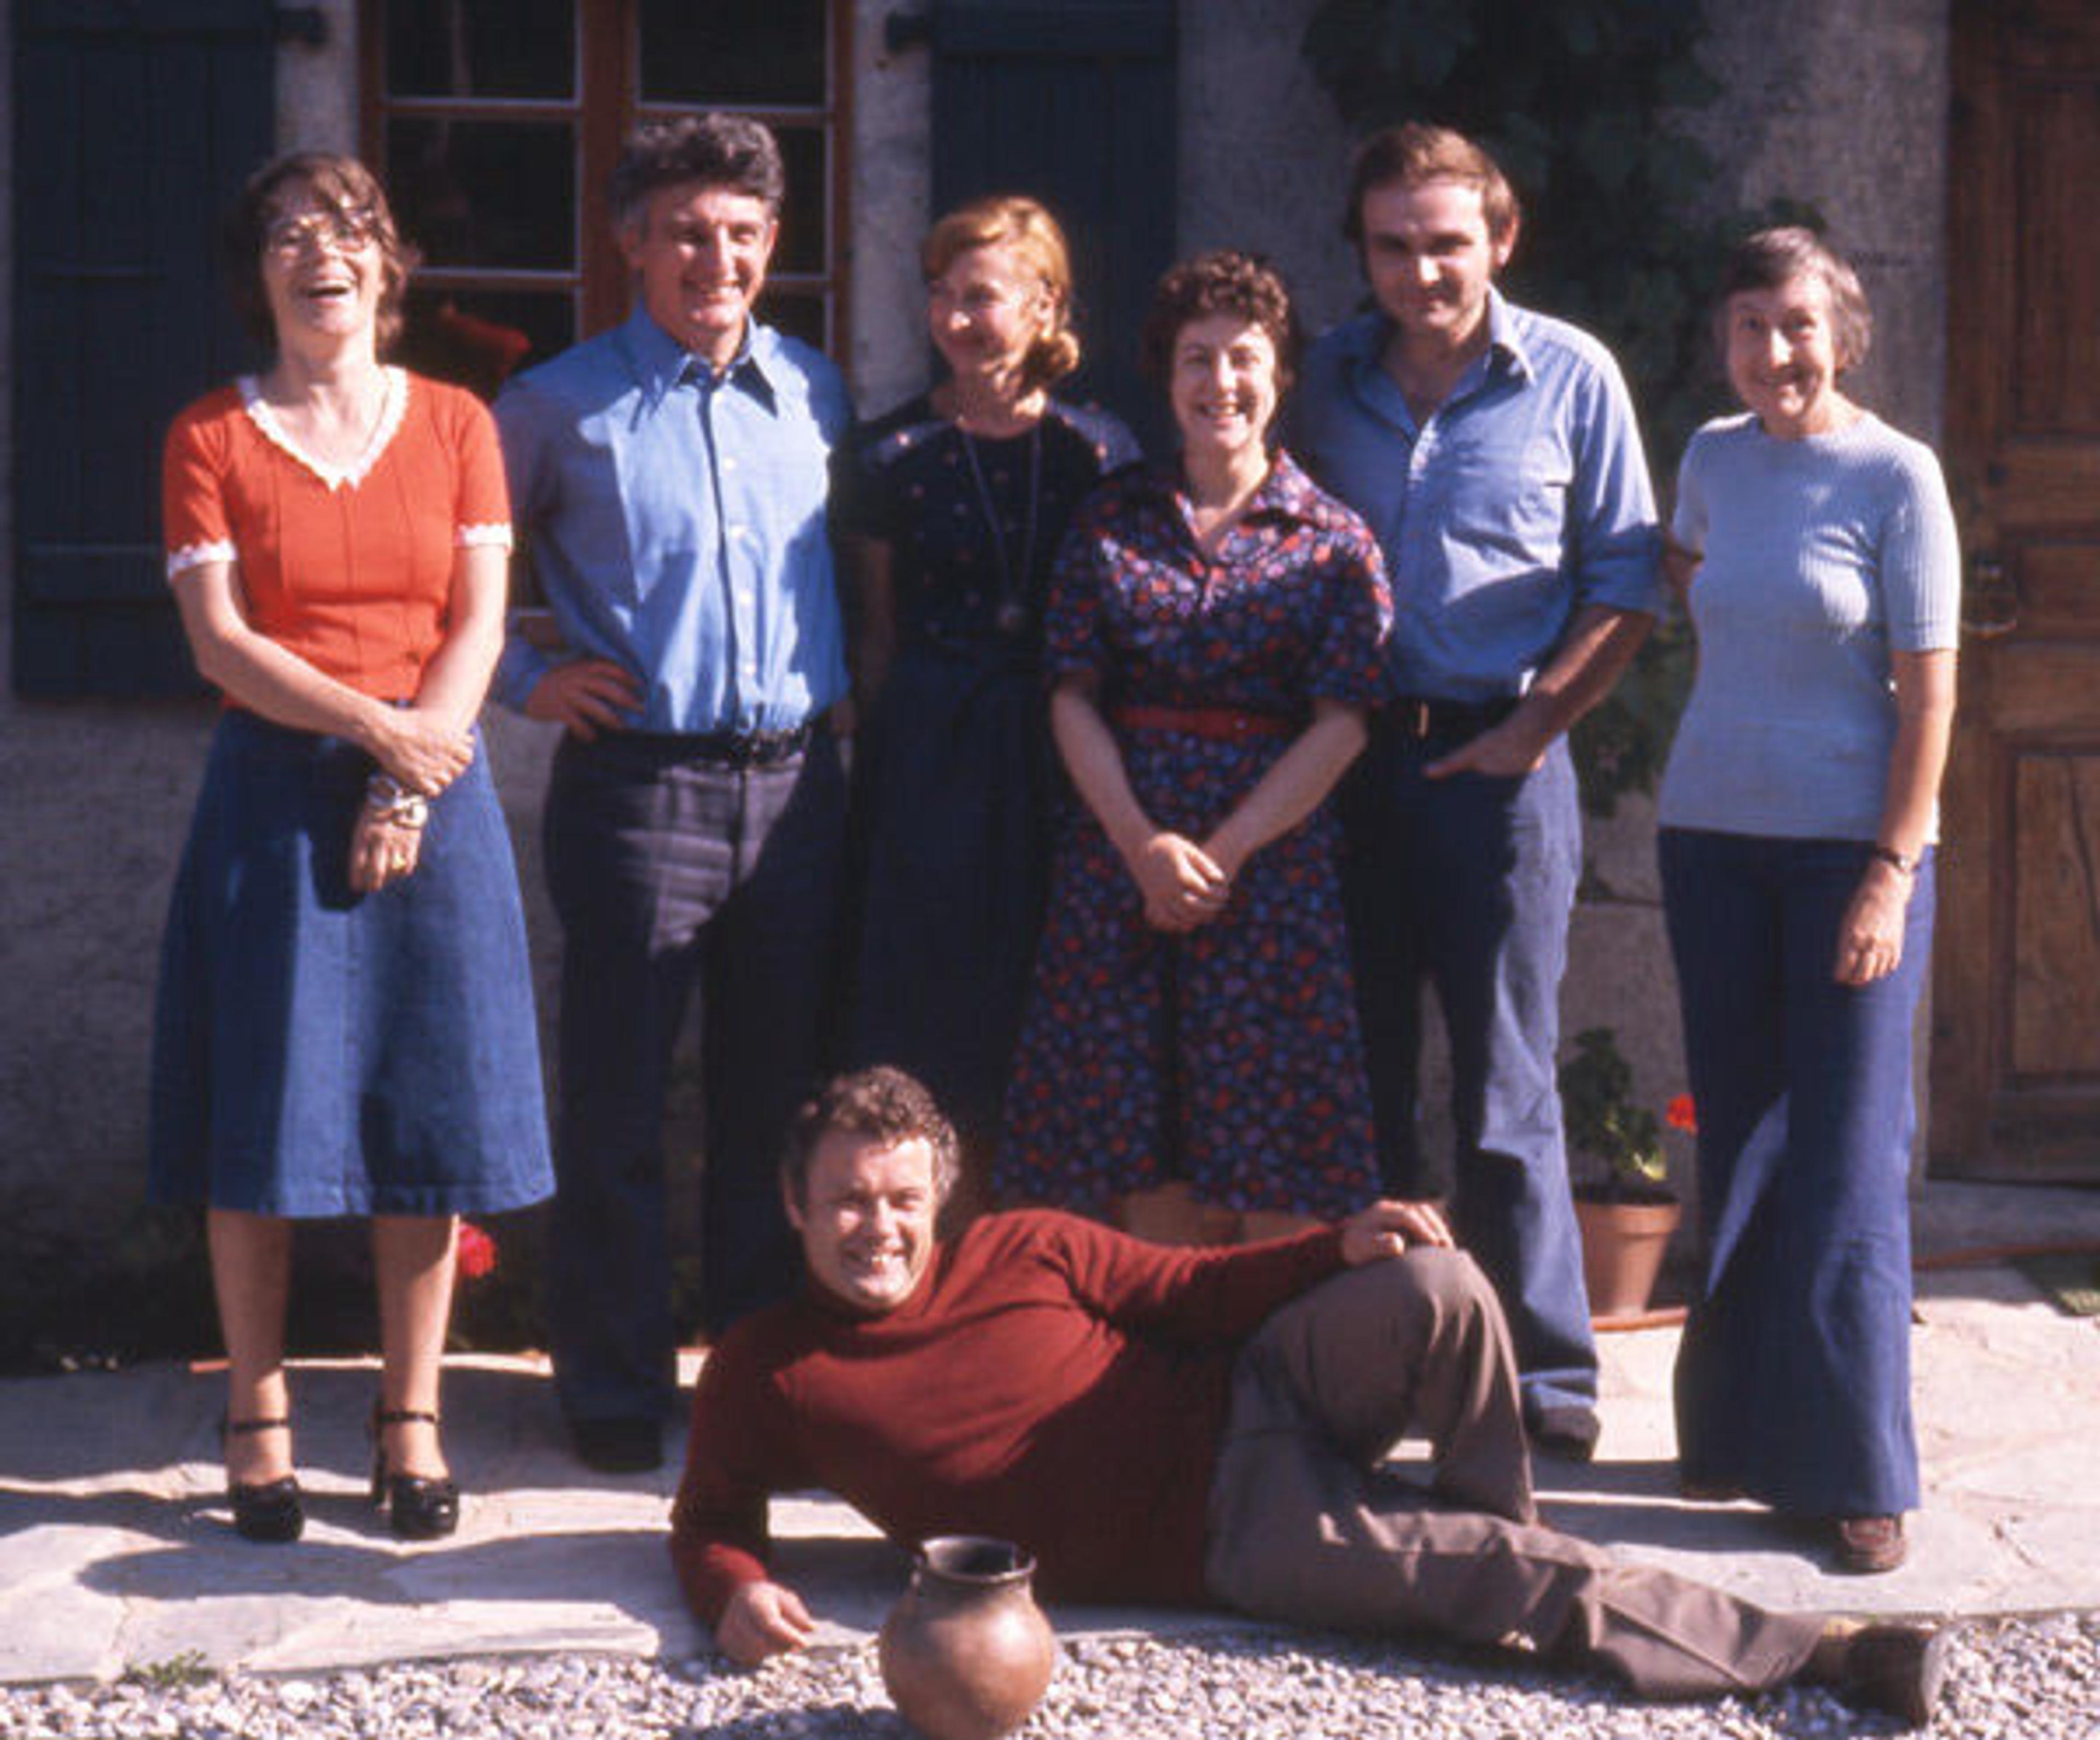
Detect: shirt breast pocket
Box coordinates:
(1438, 426, 1571, 556)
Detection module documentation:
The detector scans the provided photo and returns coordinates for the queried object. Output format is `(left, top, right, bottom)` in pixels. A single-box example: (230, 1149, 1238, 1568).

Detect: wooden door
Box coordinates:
(1935, 0, 2100, 1178)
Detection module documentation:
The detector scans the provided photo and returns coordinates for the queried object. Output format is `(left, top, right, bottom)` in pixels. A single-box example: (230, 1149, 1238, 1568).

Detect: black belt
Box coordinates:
(1382, 695, 1520, 742)
(615, 720, 816, 768)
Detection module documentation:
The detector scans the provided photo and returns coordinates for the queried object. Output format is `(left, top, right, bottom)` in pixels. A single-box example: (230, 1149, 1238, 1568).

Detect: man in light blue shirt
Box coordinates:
(1293, 124, 1662, 1460)
(495, 114, 852, 1474)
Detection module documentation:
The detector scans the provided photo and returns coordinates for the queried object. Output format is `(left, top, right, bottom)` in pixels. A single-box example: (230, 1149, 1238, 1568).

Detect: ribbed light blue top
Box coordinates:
(1658, 411, 1959, 841)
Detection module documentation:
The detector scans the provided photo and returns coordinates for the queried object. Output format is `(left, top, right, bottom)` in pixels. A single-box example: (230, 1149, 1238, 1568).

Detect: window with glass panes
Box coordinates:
(359, 0, 846, 395)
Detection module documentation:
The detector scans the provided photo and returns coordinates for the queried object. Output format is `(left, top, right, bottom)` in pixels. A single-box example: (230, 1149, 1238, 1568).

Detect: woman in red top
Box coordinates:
(151, 154, 552, 1543)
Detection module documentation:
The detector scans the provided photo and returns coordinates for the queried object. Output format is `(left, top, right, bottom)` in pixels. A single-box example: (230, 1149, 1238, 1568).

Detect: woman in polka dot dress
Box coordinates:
(838, 196, 1138, 1179)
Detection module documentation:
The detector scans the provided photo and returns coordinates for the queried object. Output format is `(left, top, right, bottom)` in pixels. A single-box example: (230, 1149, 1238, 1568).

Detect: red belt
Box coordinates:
(1110, 704, 1293, 742)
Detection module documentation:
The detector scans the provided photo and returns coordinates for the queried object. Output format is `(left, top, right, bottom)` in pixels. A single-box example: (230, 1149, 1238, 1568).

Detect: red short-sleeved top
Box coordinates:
(162, 368, 512, 701)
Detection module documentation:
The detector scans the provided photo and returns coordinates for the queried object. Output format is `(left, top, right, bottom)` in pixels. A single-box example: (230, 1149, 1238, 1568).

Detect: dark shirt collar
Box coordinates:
(1151, 446, 1326, 529)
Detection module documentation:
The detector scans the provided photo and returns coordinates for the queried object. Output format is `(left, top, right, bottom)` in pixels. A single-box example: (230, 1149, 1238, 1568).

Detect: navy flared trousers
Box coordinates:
(1659, 827, 1933, 1517)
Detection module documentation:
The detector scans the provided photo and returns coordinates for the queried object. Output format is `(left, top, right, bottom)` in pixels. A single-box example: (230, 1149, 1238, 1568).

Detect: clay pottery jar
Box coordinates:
(878, 1535, 1055, 1740)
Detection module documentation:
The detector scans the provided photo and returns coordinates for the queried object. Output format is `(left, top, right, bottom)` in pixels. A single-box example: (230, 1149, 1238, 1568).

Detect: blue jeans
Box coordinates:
(1659, 828, 1931, 1515)
(542, 729, 847, 1425)
(150, 712, 553, 1218)
(1341, 725, 1597, 1416)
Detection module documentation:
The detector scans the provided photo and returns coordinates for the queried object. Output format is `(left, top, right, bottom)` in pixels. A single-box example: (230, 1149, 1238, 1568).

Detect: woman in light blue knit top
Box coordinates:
(1657, 229, 1958, 1575)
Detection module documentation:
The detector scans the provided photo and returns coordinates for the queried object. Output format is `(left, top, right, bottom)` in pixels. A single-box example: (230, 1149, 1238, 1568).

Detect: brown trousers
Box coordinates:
(1203, 1252, 1825, 1699)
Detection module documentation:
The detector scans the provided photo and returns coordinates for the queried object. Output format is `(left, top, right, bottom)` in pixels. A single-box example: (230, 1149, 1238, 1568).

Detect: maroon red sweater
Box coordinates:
(669, 1209, 1349, 1624)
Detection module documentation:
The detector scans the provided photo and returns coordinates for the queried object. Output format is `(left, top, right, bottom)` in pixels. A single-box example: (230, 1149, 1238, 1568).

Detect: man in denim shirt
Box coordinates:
(1293, 124, 1662, 1460)
(494, 115, 851, 1474)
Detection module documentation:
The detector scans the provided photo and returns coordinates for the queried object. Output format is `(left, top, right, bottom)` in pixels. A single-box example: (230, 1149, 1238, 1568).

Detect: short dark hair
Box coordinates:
(608, 113, 786, 230)
(1139, 249, 1301, 396)
(1712, 225, 1874, 374)
(222, 152, 419, 351)
(1343, 122, 1521, 251)
(781, 1067, 959, 1210)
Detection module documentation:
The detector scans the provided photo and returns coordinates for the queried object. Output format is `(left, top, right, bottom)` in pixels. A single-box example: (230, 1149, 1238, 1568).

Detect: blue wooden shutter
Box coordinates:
(918, 0, 1177, 446)
(12, 1, 289, 696)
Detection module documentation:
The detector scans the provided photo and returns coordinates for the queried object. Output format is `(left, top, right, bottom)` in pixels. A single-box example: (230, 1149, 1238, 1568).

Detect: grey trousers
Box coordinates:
(543, 729, 847, 1418)
(1203, 1252, 1826, 1699)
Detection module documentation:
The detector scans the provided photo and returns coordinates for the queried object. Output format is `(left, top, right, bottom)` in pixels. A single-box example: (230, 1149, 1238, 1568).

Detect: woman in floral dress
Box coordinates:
(999, 252, 1389, 1243)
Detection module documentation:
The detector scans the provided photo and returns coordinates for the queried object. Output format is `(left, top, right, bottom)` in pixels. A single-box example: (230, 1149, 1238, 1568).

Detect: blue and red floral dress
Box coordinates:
(998, 451, 1390, 1219)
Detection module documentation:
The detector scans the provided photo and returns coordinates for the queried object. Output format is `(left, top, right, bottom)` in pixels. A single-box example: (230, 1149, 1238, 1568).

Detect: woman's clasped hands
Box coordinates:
(349, 802, 424, 893)
(369, 701, 476, 795)
(1128, 829, 1233, 932)
(350, 703, 475, 894)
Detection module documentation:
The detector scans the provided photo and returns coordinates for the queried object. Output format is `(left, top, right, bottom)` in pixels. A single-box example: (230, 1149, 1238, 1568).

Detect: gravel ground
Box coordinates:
(2, 1615, 2095, 1740)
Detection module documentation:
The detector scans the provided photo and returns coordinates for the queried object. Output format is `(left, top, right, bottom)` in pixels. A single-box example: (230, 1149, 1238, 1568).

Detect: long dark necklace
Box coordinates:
(957, 421, 1043, 636)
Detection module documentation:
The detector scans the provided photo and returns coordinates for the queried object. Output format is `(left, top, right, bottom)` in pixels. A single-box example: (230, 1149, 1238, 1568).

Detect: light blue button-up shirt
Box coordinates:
(1292, 292, 1661, 703)
(493, 305, 852, 734)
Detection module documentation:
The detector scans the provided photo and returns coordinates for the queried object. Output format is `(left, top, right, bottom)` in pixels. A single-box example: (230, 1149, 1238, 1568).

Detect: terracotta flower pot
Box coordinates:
(879, 1535, 1056, 1740)
(1575, 1192, 1683, 1321)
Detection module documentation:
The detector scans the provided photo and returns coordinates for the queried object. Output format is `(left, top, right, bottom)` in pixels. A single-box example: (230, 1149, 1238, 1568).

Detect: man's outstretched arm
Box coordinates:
(668, 1335, 814, 1658)
(1052, 1194, 1457, 1345)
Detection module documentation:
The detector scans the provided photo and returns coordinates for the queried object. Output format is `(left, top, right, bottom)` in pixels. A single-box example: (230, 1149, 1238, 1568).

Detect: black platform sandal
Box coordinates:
(370, 1406, 459, 1540)
(221, 1416, 304, 1544)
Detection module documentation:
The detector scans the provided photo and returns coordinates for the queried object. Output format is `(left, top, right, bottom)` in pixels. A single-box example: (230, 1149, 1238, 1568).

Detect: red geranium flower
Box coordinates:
(1666, 1093, 1698, 1134)
(455, 1220, 499, 1280)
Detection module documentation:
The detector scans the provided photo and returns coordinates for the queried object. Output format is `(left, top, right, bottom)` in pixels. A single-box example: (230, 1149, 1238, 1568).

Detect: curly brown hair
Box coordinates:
(1139, 250, 1300, 395)
(222, 153, 419, 352)
(780, 1067, 960, 1211)
(608, 113, 786, 230)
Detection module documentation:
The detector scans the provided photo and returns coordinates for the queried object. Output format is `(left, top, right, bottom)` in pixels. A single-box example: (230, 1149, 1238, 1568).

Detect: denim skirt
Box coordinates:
(149, 711, 555, 1218)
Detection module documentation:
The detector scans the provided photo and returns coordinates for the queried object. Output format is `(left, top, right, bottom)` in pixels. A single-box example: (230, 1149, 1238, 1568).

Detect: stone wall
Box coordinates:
(847, 0, 936, 417)
(1177, 0, 1361, 331)
(0, 0, 390, 1343)
(1682, 0, 1950, 445)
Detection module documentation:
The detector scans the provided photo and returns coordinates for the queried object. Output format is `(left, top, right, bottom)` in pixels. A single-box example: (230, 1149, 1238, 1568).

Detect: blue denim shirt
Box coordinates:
(1292, 292, 1661, 703)
(493, 306, 852, 734)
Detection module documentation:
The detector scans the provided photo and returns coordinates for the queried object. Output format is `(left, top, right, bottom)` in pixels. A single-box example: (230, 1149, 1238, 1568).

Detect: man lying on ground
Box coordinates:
(669, 1066, 1949, 1727)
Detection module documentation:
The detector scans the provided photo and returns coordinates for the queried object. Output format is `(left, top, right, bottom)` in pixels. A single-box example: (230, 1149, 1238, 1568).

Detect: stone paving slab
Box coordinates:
(1, 1261, 2095, 1685)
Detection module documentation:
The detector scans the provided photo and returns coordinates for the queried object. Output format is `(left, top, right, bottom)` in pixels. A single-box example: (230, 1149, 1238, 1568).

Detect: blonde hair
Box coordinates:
(921, 194, 1082, 390)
